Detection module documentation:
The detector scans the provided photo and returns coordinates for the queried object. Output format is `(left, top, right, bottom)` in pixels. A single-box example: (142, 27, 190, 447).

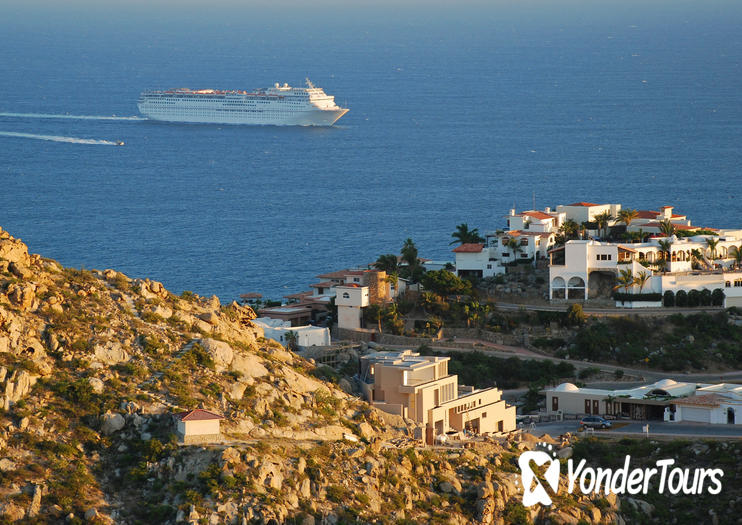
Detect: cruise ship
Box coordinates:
(137, 79, 348, 126)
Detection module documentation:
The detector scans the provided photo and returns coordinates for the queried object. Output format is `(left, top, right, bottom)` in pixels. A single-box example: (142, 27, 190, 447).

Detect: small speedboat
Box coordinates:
(116, 140, 125, 146)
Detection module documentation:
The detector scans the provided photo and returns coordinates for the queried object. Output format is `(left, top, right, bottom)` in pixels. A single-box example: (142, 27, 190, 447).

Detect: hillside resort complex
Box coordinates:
(451, 201, 742, 309)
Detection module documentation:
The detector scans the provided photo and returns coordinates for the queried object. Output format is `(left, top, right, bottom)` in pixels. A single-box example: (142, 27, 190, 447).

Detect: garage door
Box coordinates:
(682, 407, 711, 423)
(726, 296, 742, 308)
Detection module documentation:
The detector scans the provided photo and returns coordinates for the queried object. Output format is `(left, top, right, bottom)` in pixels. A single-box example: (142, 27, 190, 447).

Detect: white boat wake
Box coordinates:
(0, 131, 121, 145)
(0, 112, 145, 121)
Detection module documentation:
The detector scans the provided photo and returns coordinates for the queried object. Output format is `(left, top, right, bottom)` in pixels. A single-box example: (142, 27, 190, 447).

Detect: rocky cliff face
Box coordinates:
(0, 226, 622, 524)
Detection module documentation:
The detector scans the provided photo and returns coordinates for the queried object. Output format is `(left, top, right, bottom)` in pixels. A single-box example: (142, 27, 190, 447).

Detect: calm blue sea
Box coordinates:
(1, 1, 741, 301)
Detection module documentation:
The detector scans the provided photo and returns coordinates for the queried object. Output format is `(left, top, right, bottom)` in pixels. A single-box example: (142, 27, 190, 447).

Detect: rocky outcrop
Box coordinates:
(0, 228, 30, 265)
(93, 342, 129, 365)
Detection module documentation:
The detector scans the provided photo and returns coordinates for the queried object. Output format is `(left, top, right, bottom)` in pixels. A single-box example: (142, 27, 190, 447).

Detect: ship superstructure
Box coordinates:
(137, 79, 348, 126)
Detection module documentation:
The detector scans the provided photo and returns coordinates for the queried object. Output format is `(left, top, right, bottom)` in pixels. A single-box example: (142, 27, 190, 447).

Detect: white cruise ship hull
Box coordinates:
(137, 82, 349, 127)
(138, 106, 348, 126)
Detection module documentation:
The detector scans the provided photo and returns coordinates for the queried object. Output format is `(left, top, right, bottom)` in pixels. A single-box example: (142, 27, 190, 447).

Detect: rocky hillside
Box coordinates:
(0, 226, 623, 524)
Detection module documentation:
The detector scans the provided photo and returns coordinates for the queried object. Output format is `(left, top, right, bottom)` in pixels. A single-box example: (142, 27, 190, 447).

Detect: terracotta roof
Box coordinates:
(642, 222, 717, 231)
(283, 291, 312, 299)
(507, 230, 553, 238)
(522, 211, 555, 221)
(316, 269, 353, 279)
(239, 292, 262, 299)
(566, 202, 600, 207)
(452, 243, 485, 253)
(617, 245, 638, 253)
(175, 409, 225, 421)
(310, 281, 336, 288)
(636, 210, 660, 219)
(674, 394, 729, 407)
(338, 283, 361, 288)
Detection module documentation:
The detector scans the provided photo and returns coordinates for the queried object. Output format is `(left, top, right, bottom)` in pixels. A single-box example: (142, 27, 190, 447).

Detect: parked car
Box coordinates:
(579, 416, 612, 430)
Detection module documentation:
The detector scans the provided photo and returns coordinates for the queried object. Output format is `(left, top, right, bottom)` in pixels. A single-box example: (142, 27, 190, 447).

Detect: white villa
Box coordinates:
(360, 350, 516, 440)
(549, 235, 742, 308)
(546, 379, 742, 425)
(453, 207, 564, 279)
(252, 317, 331, 349)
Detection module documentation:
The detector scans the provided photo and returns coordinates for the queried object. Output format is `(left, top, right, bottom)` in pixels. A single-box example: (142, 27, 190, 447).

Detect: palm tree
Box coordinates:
(594, 211, 614, 239)
(401, 238, 418, 267)
(506, 237, 522, 261)
(374, 253, 399, 274)
(658, 239, 673, 263)
(560, 219, 580, 240)
(635, 228, 647, 243)
(614, 268, 635, 294)
(732, 245, 742, 269)
(633, 271, 651, 293)
(690, 248, 704, 270)
(658, 219, 675, 237)
(618, 209, 639, 229)
(705, 237, 720, 260)
(450, 223, 485, 245)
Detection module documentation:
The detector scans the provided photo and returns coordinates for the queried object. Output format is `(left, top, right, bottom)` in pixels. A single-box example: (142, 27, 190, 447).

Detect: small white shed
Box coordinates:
(173, 409, 225, 444)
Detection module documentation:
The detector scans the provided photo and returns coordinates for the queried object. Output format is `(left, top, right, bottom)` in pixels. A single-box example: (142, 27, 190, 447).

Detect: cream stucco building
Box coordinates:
(173, 409, 225, 444)
(359, 350, 515, 440)
(546, 380, 742, 425)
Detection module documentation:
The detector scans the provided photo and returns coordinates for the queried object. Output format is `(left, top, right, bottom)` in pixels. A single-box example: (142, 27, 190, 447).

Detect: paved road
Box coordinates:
(495, 302, 726, 317)
(528, 420, 742, 440)
(420, 339, 742, 384)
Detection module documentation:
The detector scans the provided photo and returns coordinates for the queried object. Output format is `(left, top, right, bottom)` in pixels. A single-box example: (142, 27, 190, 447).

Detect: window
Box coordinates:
(342, 292, 350, 298)
(552, 397, 559, 411)
(482, 412, 487, 418)
(486, 264, 492, 269)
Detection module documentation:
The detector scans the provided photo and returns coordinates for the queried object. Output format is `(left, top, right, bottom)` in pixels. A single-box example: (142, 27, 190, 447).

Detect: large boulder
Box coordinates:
(200, 338, 233, 371)
(93, 342, 129, 365)
(101, 412, 126, 435)
(0, 231, 30, 265)
(230, 353, 268, 379)
(6, 283, 36, 311)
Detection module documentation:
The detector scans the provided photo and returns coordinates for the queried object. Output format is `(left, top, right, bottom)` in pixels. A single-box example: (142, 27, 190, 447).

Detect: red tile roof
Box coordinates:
(310, 281, 336, 288)
(522, 211, 555, 221)
(566, 202, 600, 207)
(316, 269, 353, 279)
(175, 409, 225, 421)
(239, 292, 263, 299)
(283, 291, 312, 299)
(452, 243, 485, 253)
(507, 230, 553, 237)
(674, 394, 728, 407)
(642, 222, 717, 231)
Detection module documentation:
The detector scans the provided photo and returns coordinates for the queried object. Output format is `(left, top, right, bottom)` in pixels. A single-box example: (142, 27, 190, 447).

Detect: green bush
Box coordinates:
(712, 288, 725, 306)
(676, 290, 688, 307)
(663, 290, 675, 307)
(613, 292, 662, 302)
(687, 289, 701, 307)
(700, 289, 712, 306)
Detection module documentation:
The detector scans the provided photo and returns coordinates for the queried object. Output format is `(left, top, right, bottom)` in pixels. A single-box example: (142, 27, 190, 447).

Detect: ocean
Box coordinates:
(1, 1, 741, 301)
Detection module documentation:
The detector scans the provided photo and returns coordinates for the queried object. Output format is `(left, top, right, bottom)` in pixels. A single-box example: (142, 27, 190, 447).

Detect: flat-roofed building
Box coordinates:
(360, 350, 515, 439)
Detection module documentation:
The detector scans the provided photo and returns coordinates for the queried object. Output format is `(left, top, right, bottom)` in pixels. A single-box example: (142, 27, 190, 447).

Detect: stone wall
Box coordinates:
(179, 432, 223, 445)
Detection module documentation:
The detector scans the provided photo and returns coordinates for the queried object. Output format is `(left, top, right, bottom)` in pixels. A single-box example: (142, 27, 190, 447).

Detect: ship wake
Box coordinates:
(0, 112, 146, 121)
(0, 131, 121, 145)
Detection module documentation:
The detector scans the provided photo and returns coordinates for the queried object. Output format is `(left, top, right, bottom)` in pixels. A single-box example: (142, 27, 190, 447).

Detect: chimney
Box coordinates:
(660, 206, 673, 219)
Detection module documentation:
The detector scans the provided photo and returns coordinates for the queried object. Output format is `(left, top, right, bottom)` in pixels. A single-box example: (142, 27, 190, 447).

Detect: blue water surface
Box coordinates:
(1, 1, 740, 300)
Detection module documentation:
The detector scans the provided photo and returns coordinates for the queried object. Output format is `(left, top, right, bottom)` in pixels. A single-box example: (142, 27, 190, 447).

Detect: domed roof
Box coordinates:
(654, 379, 677, 388)
(555, 383, 579, 392)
